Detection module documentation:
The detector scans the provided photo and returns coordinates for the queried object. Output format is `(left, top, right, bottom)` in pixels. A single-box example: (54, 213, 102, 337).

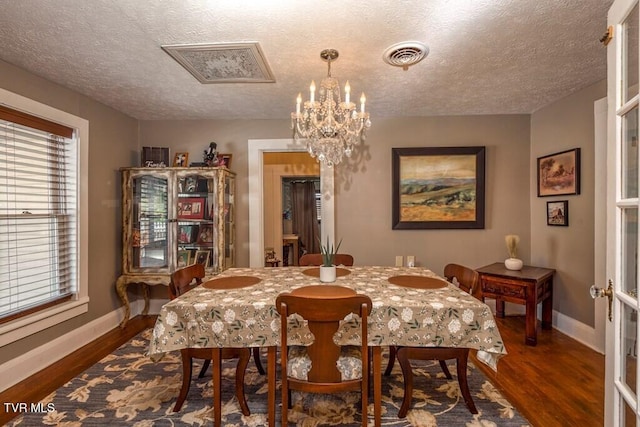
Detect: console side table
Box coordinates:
(476, 262, 554, 346)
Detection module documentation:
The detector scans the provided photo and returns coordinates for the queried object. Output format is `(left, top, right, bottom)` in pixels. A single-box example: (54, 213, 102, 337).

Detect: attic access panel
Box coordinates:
(162, 42, 275, 83)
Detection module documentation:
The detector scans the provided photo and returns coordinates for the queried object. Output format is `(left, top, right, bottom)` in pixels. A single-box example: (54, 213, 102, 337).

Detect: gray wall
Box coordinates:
(530, 80, 605, 327)
(137, 115, 532, 301)
(0, 59, 138, 363)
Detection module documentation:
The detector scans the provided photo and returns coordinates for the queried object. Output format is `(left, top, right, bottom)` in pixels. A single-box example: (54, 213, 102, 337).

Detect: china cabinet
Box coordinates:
(116, 166, 235, 327)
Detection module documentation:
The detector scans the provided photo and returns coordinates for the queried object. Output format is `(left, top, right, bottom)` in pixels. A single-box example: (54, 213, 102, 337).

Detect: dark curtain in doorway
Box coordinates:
(291, 181, 320, 256)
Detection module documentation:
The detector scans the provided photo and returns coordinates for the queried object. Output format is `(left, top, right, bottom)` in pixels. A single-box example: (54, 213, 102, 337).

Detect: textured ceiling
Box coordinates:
(0, 0, 613, 120)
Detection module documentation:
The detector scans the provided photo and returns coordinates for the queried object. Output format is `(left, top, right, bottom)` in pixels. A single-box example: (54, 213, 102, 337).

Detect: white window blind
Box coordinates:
(0, 105, 77, 322)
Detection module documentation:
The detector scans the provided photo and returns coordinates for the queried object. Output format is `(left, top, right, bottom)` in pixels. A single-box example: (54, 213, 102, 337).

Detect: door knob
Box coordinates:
(590, 280, 613, 322)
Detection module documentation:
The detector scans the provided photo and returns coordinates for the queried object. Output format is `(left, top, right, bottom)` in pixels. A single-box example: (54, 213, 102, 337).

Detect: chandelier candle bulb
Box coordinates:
(344, 81, 350, 104)
(296, 93, 301, 114)
(360, 93, 366, 112)
(310, 81, 316, 103)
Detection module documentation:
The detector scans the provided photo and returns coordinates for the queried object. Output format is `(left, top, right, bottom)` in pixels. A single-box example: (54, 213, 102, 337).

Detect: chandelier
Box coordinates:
(291, 49, 371, 167)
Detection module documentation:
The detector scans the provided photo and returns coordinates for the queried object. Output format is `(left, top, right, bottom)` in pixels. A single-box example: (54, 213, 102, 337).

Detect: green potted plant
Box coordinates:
(319, 236, 342, 282)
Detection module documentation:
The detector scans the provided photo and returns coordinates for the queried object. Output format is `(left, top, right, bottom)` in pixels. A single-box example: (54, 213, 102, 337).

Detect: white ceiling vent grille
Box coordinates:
(383, 41, 429, 70)
(162, 42, 275, 83)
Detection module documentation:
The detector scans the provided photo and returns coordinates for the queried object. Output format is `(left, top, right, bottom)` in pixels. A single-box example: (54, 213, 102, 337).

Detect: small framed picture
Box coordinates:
(537, 148, 580, 197)
(196, 224, 213, 244)
(178, 197, 206, 219)
(217, 153, 232, 168)
(177, 225, 199, 244)
(173, 152, 189, 167)
(547, 200, 569, 226)
(195, 250, 210, 267)
(177, 250, 192, 267)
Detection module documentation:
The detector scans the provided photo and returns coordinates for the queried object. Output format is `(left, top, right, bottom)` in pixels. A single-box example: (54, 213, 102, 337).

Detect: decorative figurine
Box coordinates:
(204, 142, 218, 166)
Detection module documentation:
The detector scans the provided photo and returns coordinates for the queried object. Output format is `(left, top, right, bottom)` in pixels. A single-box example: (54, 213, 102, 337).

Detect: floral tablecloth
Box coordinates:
(149, 266, 506, 370)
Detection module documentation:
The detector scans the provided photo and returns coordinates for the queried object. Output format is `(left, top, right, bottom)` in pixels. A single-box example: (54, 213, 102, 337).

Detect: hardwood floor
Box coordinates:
(471, 315, 605, 426)
(0, 314, 604, 426)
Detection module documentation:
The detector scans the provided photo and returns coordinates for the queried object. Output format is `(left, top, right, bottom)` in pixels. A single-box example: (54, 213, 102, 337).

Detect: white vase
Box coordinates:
(504, 258, 523, 271)
(320, 265, 337, 283)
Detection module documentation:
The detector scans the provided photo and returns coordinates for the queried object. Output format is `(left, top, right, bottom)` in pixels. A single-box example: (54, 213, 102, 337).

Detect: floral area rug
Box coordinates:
(10, 329, 530, 426)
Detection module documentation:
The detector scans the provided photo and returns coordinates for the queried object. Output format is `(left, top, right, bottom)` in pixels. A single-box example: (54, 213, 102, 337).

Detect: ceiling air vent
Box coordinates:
(383, 41, 429, 70)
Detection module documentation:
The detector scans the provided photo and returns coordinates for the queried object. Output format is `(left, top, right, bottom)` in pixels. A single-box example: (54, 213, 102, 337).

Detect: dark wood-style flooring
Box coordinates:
(0, 315, 604, 426)
(471, 316, 604, 426)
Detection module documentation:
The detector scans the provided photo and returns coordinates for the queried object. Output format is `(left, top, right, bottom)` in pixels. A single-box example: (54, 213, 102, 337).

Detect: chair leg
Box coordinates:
(198, 359, 211, 378)
(455, 350, 478, 414)
(212, 348, 222, 427)
(384, 345, 397, 376)
(439, 359, 453, 379)
(396, 347, 413, 418)
(361, 363, 368, 427)
(235, 349, 251, 416)
(253, 347, 266, 375)
(282, 380, 289, 425)
(173, 350, 193, 412)
(267, 346, 277, 427)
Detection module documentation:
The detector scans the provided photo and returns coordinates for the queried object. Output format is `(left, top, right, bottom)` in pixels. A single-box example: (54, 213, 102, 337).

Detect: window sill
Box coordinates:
(0, 297, 90, 346)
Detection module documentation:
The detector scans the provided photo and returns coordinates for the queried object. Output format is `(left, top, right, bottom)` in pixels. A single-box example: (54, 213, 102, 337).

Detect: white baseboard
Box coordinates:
(482, 300, 603, 354)
(553, 309, 604, 354)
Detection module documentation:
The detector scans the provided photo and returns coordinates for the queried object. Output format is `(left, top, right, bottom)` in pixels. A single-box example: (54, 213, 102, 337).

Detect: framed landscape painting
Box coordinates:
(392, 146, 486, 229)
(537, 148, 580, 196)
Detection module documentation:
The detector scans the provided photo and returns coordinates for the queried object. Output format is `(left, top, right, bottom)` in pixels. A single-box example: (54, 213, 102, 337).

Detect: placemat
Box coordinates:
(302, 267, 351, 278)
(290, 285, 356, 298)
(203, 276, 261, 289)
(387, 275, 448, 289)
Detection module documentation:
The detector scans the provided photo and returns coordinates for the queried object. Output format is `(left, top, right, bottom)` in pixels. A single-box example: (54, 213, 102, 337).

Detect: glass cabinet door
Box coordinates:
(176, 171, 218, 272)
(121, 167, 235, 277)
(130, 173, 169, 271)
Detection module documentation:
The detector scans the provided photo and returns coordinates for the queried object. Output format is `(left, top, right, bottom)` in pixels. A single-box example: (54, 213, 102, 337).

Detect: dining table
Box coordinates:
(148, 266, 507, 427)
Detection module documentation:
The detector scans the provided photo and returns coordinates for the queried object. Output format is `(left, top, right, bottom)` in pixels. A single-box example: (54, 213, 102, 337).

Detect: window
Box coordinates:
(0, 89, 88, 345)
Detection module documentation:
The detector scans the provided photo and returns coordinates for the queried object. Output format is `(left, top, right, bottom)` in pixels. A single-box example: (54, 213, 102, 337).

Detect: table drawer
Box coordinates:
(481, 278, 526, 299)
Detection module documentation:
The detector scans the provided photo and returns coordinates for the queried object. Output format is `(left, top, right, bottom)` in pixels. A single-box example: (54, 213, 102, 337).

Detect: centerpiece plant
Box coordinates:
(319, 236, 342, 267)
(318, 236, 342, 283)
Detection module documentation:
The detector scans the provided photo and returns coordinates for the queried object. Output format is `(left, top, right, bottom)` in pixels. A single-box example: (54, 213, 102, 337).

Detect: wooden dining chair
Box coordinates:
(168, 263, 259, 415)
(384, 264, 480, 417)
(298, 253, 354, 266)
(444, 263, 482, 299)
(275, 286, 377, 427)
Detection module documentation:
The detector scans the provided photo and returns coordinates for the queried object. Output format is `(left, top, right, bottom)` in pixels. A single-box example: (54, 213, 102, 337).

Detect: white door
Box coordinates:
(601, 0, 640, 424)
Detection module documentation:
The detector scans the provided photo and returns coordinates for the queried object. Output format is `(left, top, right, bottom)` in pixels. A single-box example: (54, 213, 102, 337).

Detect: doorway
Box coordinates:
(281, 177, 321, 265)
(249, 139, 333, 267)
(262, 152, 320, 266)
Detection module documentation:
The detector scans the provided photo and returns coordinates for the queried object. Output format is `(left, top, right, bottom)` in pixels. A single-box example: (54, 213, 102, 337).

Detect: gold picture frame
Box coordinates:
(173, 152, 189, 167)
